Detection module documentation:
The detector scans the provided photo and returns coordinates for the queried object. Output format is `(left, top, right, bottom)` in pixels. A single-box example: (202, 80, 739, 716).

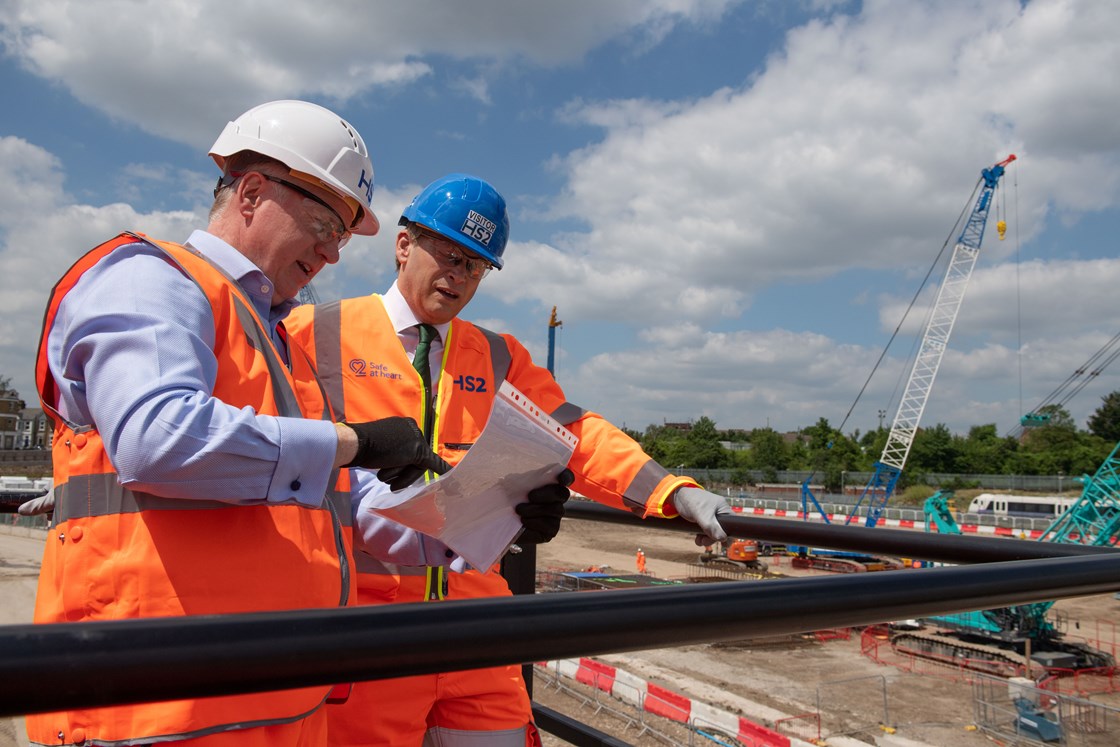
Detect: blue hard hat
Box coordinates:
(399, 173, 509, 269)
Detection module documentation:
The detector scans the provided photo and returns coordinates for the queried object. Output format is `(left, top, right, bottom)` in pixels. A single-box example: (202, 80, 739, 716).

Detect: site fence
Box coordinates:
(682, 469, 1083, 494)
(972, 673, 1119, 746)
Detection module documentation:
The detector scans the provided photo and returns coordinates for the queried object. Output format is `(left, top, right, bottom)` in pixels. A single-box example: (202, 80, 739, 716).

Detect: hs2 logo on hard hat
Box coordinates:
(461, 210, 496, 246)
(358, 170, 374, 204)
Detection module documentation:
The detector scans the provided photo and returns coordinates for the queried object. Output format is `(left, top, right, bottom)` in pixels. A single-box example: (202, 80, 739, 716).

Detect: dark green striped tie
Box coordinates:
(413, 323, 438, 440)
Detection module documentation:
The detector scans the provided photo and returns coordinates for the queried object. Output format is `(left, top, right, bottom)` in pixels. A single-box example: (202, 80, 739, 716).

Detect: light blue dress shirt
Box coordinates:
(46, 230, 338, 506)
(352, 281, 461, 567)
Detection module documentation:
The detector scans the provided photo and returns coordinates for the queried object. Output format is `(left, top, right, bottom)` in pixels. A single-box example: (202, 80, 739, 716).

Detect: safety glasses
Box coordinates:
(263, 175, 352, 248)
(413, 229, 492, 280)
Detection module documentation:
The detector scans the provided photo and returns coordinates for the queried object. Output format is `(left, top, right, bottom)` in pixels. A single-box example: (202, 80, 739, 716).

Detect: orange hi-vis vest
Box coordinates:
(285, 294, 698, 605)
(29, 233, 354, 747)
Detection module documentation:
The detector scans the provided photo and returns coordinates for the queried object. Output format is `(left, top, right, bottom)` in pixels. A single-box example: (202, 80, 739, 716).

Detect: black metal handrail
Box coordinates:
(3, 505, 1119, 718)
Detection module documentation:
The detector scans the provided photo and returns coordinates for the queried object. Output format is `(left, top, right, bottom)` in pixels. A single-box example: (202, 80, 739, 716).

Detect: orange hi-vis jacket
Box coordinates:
(28, 233, 354, 747)
(285, 293, 699, 604)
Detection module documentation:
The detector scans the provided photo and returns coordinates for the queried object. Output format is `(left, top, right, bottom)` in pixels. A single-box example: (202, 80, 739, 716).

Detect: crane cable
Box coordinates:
(831, 176, 986, 438)
(1006, 161, 1120, 435)
(803, 176, 985, 487)
(1009, 330, 1120, 436)
(1012, 167, 1024, 426)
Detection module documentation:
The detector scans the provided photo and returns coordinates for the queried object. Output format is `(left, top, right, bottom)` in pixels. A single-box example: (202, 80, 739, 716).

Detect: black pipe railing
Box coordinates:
(3, 511, 1119, 718)
(563, 501, 1118, 562)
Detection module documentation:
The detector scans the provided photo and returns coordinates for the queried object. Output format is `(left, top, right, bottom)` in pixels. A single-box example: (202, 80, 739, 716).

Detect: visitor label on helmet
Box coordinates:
(462, 210, 496, 247)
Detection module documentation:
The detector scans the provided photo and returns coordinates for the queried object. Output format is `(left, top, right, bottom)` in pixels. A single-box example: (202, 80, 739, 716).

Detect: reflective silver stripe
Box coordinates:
(53, 474, 336, 524)
(621, 459, 672, 514)
(311, 300, 346, 421)
(423, 725, 531, 746)
(476, 326, 511, 383)
(232, 295, 303, 418)
(327, 478, 352, 527)
(549, 402, 586, 426)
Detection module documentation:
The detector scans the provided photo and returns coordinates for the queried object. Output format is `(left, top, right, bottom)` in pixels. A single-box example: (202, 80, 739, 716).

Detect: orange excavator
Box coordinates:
(699, 538, 768, 572)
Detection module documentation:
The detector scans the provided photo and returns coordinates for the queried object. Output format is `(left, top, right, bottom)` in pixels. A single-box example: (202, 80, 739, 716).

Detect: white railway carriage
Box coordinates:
(966, 493, 1076, 518)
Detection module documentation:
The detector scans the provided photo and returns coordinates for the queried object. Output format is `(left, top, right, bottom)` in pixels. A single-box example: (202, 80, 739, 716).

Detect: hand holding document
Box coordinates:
(365, 381, 578, 569)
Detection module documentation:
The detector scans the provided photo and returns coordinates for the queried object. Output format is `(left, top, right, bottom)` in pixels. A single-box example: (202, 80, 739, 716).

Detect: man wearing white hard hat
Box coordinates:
(24, 100, 449, 747)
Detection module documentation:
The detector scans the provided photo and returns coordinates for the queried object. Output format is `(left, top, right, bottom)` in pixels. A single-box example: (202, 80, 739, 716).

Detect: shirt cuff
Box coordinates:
(269, 417, 338, 507)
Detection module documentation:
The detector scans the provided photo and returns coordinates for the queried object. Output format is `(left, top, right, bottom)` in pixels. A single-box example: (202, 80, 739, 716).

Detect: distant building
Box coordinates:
(19, 407, 52, 449)
(0, 388, 25, 450)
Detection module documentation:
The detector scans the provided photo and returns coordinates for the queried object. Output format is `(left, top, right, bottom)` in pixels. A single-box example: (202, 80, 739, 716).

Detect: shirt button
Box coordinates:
(445, 549, 454, 558)
(261, 284, 270, 294)
(290, 480, 302, 491)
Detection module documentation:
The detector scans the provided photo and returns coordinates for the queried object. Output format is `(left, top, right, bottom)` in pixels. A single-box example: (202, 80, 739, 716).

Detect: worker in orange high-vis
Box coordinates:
(284, 173, 733, 747)
(22, 101, 449, 747)
(637, 548, 647, 574)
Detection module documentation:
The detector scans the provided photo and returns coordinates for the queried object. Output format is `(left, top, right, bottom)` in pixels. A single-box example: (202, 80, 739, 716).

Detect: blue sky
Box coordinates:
(2, 0, 1119, 440)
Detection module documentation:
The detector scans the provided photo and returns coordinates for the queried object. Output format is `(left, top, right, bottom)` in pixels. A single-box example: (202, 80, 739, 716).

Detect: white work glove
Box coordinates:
(672, 487, 732, 546)
(18, 491, 55, 517)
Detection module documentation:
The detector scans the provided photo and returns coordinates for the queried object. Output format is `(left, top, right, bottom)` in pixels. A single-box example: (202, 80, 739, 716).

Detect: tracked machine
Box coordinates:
(893, 441, 1120, 675)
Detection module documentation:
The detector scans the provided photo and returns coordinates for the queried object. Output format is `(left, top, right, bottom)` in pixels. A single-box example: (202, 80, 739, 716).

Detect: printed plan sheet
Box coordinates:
(365, 381, 578, 569)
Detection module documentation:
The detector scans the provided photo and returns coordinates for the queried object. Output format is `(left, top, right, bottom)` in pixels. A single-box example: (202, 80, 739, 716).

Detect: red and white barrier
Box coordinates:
(540, 658, 803, 747)
(731, 505, 1043, 539)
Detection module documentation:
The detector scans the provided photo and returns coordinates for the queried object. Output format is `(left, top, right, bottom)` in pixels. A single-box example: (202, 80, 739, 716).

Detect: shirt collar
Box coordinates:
(185, 229, 299, 322)
(382, 281, 451, 341)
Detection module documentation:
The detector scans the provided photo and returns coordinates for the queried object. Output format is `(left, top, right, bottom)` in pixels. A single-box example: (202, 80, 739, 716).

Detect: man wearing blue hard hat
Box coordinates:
(285, 173, 732, 746)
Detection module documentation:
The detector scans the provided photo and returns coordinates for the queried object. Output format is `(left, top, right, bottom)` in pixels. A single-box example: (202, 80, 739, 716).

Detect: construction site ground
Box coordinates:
(532, 515, 1120, 746)
(3, 518, 1118, 747)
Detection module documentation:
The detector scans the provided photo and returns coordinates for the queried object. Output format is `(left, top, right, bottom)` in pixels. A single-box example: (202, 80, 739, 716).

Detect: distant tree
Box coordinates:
(0, 374, 12, 394)
(747, 428, 789, 475)
(908, 423, 958, 474)
(787, 436, 810, 471)
(796, 418, 861, 491)
(682, 416, 732, 469)
(1087, 391, 1120, 442)
(955, 424, 1018, 474)
(801, 417, 836, 452)
(858, 427, 889, 470)
(638, 424, 679, 465)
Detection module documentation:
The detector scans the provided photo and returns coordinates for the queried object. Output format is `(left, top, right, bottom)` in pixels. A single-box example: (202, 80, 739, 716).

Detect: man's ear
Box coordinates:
(236, 172, 268, 218)
(395, 230, 412, 265)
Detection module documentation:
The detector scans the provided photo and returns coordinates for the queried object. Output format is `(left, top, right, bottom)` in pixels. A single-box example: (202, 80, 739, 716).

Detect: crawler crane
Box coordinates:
(794, 156, 1016, 570)
(894, 441, 1120, 674)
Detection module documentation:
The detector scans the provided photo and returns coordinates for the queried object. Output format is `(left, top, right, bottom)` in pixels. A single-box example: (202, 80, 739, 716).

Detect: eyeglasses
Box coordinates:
(413, 229, 492, 280)
(263, 175, 352, 248)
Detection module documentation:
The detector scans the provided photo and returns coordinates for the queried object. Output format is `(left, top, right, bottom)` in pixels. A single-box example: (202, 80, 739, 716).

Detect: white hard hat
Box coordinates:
(209, 100, 379, 235)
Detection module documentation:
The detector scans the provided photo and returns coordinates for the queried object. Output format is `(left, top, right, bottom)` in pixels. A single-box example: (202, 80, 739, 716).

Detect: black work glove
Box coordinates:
(514, 468, 575, 544)
(345, 417, 452, 491)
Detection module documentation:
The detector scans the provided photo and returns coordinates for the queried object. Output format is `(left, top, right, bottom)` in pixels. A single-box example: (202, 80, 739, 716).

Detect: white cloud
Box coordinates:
(0, 0, 742, 148)
(516, 0, 1120, 330)
(0, 137, 202, 402)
